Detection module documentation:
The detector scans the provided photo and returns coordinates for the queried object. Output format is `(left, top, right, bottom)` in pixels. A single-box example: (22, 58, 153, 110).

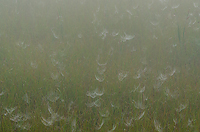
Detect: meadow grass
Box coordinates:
(0, 0, 200, 131)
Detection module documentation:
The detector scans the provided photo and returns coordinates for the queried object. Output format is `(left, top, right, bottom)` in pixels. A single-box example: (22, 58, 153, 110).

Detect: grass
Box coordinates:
(0, 0, 200, 131)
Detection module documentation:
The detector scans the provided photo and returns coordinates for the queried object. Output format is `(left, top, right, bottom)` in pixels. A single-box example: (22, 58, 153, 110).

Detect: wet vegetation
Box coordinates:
(0, 0, 200, 131)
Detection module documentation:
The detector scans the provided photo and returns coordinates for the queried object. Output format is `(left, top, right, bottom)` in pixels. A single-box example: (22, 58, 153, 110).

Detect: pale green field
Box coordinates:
(0, 0, 200, 131)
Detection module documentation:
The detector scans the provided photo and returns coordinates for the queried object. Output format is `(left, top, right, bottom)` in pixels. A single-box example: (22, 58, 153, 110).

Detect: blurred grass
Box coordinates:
(0, 0, 200, 131)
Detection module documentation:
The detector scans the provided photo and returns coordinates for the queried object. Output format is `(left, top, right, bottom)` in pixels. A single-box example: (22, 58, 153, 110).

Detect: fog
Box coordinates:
(0, 0, 200, 131)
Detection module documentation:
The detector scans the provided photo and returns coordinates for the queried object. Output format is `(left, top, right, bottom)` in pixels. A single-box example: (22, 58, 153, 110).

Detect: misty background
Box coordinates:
(0, 0, 200, 131)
